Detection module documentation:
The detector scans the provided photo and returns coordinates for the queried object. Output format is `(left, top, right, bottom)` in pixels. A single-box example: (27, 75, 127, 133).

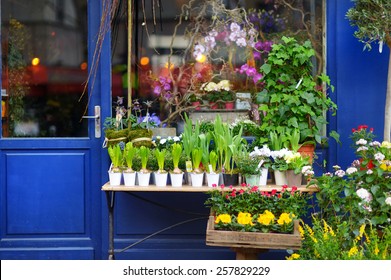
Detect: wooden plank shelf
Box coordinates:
(101, 182, 318, 193)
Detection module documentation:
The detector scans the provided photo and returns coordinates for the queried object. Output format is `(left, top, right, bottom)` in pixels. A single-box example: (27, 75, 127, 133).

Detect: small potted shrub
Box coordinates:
(123, 142, 137, 186)
(107, 144, 123, 185)
(154, 148, 168, 187)
(170, 143, 184, 187)
(137, 146, 151, 186)
(190, 148, 204, 187)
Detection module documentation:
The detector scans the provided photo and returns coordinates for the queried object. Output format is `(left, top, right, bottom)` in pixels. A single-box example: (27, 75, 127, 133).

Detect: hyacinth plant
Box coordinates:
(205, 185, 310, 234)
(139, 146, 150, 173)
(171, 143, 183, 174)
(123, 142, 136, 173)
(108, 144, 123, 173)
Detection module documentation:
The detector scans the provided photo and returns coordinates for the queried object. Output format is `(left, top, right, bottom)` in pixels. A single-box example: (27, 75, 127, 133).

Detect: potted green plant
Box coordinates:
(236, 152, 260, 187)
(170, 143, 184, 187)
(206, 150, 220, 187)
(190, 148, 204, 187)
(284, 151, 311, 187)
(257, 36, 339, 147)
(107, 144, 124, 185)
(137, 146, 151, 186)
(123, 142, 137, 186)
(154, 148, 167, 187)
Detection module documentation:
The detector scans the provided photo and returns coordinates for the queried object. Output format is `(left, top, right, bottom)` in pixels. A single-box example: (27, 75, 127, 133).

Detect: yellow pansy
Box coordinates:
(277, 213, 294, 225)
(257, 210, 275, 225)
(286, 253, 300, 260)
(237, 212, 254, 226)
(215, 214, 231, 224)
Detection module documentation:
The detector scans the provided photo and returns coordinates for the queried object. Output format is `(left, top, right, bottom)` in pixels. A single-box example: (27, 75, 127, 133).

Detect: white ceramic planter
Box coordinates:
(245, 174, 259, 186)
(137, 171, 151, 187)
(154, 172, 168, 187)
(123, 171, 136, 186)
(190, 172, 204, 187)
(274, 170, 288, 186)
(258, 168, 268, 186)
(206, 172, 220, 187)
(108, 171, 122, 186)
(170, 172, 184, 187)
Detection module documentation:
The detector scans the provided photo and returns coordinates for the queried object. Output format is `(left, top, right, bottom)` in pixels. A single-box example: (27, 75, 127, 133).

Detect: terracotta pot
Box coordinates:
(298, 144, 315, 163)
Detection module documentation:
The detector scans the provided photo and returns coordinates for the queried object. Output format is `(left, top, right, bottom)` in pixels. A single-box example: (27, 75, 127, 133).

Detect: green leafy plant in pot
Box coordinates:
(257, 36, 339, 146)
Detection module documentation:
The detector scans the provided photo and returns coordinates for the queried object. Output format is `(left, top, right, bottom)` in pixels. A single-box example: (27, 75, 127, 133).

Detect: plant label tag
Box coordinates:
(186, 161, 193, 172)
(295, 78, 303, 89)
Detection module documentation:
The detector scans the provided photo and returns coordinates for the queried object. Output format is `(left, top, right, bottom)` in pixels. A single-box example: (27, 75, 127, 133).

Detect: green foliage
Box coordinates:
(182, 114, 201, 160)
(139, 146, 150, 171)
(346, 0, 391, 51)
(124, 142, 136, 170)
(191, 148, 203, 173)
(154, 148, 166, 171)
(208, 150, 219, 173)
(108, 144, 123, 169)
(258, 36, 338, 144)
(171, 143, 183, 171)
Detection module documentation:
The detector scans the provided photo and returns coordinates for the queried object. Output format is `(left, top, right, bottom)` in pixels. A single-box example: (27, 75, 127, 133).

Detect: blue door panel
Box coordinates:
(5, 152, 86, 235)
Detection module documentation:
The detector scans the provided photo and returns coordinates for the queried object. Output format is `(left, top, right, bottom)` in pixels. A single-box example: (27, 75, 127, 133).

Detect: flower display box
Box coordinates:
(206, 214, 301, 259)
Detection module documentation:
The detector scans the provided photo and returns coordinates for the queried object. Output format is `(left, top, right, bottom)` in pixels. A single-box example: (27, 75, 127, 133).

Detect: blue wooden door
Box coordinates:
(0, 0, 110, 259)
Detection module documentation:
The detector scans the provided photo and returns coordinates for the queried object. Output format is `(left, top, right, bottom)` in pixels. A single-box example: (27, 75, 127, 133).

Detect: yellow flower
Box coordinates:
(286, 253, 300, 260)
(237, 212, 254, 226)
(257, 210, 275, 225)
(356, 224, 366, 241)
(374, 245, 379, 256)
(298, 225, 305, 239)
(305, 224, 314, 236)
(348, 246, 359, 257)
(215, 214, 231, 224)
(277, 213, 294, 225)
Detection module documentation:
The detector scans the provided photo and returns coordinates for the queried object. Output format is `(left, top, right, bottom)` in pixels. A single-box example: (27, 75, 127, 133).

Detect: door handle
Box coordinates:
(82, 105, 101, 138)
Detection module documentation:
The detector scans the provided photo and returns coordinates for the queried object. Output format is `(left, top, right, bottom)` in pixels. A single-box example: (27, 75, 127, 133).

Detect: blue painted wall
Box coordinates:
(327, 0, 389, 170)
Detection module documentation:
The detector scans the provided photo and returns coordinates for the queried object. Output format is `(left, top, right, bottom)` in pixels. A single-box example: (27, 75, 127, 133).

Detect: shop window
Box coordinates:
(1, 0, 88, 137)
(110, 0, 325, 126)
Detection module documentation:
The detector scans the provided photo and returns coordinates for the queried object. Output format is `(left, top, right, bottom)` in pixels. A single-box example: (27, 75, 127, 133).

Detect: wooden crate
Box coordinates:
(206, 215, 302, 250)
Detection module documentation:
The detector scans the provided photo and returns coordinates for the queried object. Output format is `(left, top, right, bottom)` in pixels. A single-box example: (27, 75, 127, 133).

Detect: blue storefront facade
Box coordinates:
(0, 0, 389, 260)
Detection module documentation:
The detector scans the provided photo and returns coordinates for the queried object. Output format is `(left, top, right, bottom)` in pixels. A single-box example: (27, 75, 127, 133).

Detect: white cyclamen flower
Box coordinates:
(335, 169, 345, 178)
(374, 152, 385, 162)
(357, 146, 368, 152)
(356, 139, 367, 145)
(346, 167, 358, 175)
(385, 197, 391, 206)
(356, 188, 372, 202)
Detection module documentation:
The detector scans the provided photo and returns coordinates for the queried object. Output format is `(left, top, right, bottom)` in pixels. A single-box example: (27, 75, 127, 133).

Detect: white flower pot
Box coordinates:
(108, 170, 122, 186)
(154, 172, 168, 187)
(137, 171, 151, 187)
(274, 170, 288, 186)
(123, 171, 136, 186)
(170, 172, 184, 187)
(245, 174, 259, 186)
(190, 172, 204, 187)
(206, 172, 220, 187)
(258, 168, 268, 186)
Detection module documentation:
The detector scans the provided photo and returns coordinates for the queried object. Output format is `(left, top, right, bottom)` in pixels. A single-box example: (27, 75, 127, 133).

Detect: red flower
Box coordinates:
(230, 191, 236, 197)
(239, 189, 245, 195)
(271, 189, 277, 195)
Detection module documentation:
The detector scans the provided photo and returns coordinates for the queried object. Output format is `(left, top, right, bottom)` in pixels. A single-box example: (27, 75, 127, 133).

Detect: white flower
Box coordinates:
(370, 141, 381, 147)
(333, 165, 341, 170)
(366, 169, 373, 175)
(159, 138, 167, 145)
(385, 197, 391, 206)
(302, 166, 314, 176)
(357, 146, 368, 152)
(374, 152, 385, 162)
(250, 145, 271, 158)
(270, 148, 291, 160)
(356, 139, 367, 145)
(173, 136, 180, 142)
(335, 169, 345, 177)
(356, 188, 372, 202)
(346, 167, 358, 175)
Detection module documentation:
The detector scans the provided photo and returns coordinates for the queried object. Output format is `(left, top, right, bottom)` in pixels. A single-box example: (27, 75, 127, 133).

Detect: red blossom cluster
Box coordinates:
(352, 124, 374, 133)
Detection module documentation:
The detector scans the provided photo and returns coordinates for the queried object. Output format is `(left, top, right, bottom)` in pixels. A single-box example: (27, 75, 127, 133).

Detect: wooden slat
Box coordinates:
(206, 216, 302, 250)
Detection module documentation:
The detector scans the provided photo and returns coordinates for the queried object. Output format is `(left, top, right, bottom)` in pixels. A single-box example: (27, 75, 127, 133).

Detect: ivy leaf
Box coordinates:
(260, 63, 271, 74)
